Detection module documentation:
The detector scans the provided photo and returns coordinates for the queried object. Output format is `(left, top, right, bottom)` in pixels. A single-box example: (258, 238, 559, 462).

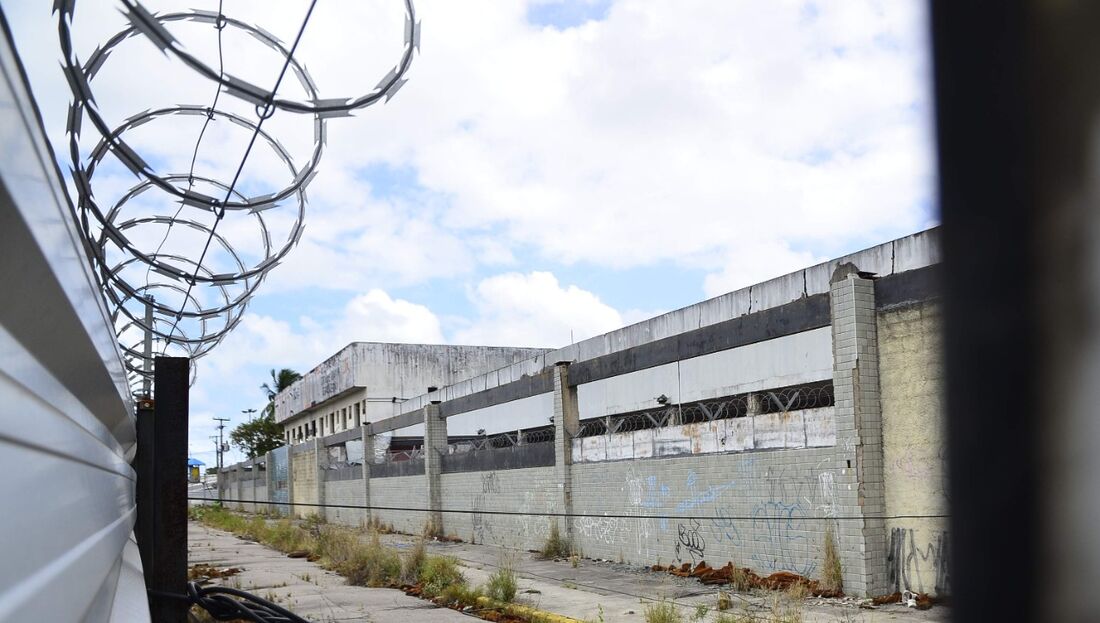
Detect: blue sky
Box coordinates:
(3, 0, 936, 466)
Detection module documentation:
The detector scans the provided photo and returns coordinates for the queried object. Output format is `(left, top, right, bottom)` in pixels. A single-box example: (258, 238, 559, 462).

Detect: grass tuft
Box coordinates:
(420, 555, 465, 598)
(337, 531, 401, 587)
(540, 520, 572, 559)
(821, 524, 843, 594)
(483, 559, 518, 603)
(402, 536, 428, 585)
(643, 598, 683, 623)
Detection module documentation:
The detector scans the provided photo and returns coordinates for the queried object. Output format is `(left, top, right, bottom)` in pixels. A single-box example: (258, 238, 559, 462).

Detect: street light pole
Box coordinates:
(242, 408, 256, 422)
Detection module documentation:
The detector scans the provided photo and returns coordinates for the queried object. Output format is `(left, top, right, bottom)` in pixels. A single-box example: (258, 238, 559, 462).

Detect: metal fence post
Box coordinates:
(135, 356, 189, 623)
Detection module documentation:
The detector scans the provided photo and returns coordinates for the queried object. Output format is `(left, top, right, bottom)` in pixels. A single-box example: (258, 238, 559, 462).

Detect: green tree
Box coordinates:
(230, 368, 301, 458)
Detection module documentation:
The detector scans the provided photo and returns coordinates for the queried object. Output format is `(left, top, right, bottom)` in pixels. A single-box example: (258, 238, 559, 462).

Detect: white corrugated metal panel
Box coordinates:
(0, 12, 145, 623)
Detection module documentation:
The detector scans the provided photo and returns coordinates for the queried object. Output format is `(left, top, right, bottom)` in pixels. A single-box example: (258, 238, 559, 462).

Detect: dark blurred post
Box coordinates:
(933, 1, 1100, 620)
(135, 357, 189, 622)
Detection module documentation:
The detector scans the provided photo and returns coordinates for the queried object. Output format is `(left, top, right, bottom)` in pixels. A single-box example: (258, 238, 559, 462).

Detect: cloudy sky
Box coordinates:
(3, 0, 936, 466)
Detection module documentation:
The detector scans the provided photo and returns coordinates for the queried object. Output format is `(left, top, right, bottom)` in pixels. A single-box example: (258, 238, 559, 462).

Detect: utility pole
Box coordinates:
(208, 435, 218, 487)
(142, 295, 154, 398)
(213, 417, 230, 474)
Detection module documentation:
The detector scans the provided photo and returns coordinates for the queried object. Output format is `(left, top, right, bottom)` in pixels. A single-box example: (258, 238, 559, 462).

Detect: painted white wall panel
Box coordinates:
(445, 393, 554, 436)
(577, 362, 680, 418)
(678, 327, 833, 401)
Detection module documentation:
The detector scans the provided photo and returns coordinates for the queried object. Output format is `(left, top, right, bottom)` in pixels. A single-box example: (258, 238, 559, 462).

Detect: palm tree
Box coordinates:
(230, 368, 302, 458)
(261, 368, 302, 417)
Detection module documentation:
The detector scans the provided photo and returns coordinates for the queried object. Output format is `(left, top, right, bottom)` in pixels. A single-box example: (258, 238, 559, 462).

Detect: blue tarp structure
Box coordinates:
(187, 458, 205, 466)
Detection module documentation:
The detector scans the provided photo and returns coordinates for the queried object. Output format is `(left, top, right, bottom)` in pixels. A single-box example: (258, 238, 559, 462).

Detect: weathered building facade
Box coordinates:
(274, 343, 552, 445)
(225, 228, 945, 598)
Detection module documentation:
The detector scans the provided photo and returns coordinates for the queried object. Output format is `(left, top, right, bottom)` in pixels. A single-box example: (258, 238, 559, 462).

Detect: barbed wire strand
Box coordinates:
(162, 0, 318, 352)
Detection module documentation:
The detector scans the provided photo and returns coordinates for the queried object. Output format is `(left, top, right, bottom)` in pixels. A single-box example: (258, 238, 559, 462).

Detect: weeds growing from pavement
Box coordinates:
(484, 556, 518, 603)
(643, 597, 683, 623)
(540, 520, 572, 559)
(821, 524, 843, 594)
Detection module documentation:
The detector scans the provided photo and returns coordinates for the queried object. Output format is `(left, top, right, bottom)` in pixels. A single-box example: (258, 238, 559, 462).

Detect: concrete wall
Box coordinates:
(445, 392, 555, 436)
(678, 327, 834, 401)
(571, 448, 838, 575)
(291, 448, 318, 518)
(441, 467, 558, 550)
(370, 475, 429, 534)
(878, 301, 949, 595)
(324, 479, 367, 527)
(255, 484, 268, 514)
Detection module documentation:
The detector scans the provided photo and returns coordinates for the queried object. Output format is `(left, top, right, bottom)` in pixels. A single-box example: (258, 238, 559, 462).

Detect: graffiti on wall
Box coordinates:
(748, 467, 826, 576)
(709, 508, 743, 547)
(625, 473, 670, 509)
(471, 493, 493, 544)
(675, 519, 706, 564)
(573, 515, 623, 545)
(817, 471, 837, 518)
(675, 470, 737, 514)
(481, 472, 501, 494)
(888, 527, 950, 595)
(750, 501, 815, 576)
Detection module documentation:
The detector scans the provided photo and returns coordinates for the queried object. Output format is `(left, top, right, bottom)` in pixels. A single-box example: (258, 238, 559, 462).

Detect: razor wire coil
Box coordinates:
(57, 0, 419, 397)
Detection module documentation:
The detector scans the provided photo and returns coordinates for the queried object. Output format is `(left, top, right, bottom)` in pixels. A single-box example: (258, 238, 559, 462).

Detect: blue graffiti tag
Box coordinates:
(750, 501, 817, 577)
(710, 507, 743, 547)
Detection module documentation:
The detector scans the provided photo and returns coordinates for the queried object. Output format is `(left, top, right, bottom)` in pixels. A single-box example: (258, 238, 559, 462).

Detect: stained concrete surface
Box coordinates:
(188, 522, 467, 622)
(380, 532, 951, 623)
(189, 521, 950, 623)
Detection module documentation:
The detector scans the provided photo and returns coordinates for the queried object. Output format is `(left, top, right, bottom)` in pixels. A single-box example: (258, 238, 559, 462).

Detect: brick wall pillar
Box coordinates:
(250, 460, 258, 513)
(265, 451, 275, 515)
(285, 448, 295, 518)
(235, 465, 244, 510)
(314, 438, 327, 520)
(361, 425, 374, 528)
(830, 264, 889, 596)
(423, 402, 447, 536)
(553, 362, 580, 539)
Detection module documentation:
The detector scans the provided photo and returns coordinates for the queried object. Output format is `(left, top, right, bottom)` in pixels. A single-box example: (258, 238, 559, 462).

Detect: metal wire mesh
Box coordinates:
(382, 447, 423, 463)
(575, 380, 835, 439)
(447, 427, 555, 454)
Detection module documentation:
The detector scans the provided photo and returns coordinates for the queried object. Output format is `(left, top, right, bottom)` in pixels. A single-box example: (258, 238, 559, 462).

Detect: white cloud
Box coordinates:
(204, 289, 444, 379)
(702, 241, 820, 299)
(6, 0, 934, 293)
(453, 271, 625, 347)
(318, 0, 935, 278)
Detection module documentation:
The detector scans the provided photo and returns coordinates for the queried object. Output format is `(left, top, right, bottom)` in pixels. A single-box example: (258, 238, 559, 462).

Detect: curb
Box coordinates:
(475, 595, 586, 623)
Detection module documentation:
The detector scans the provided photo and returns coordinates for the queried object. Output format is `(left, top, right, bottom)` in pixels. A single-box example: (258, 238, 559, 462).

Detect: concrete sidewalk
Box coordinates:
(189, 520, 949, 623)
(381, 532, 950, 623)
(188, 522, 467, 622)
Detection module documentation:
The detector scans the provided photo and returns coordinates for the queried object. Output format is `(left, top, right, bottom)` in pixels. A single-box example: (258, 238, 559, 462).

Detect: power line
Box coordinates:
(188, 497, 948, 523)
